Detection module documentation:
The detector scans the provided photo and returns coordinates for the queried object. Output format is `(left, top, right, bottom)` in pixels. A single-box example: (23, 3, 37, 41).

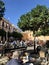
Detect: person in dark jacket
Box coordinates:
(6, 51, 23, 65)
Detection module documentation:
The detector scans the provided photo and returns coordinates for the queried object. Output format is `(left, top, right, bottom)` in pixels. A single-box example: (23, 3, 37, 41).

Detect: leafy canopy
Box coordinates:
(17, 5, 49, 36)
(0, 0, 5, 18)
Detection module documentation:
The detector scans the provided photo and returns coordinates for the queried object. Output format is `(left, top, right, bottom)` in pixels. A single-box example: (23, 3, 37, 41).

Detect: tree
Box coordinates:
(0, 0, 5, 18)
(0, 29, 6, 40)
(18, 13, 31, 31)
(12, 31, 23, 40)
(17, 5, 49, 53)
(17, 5, 49, 36)
(0, 29, 6, 36)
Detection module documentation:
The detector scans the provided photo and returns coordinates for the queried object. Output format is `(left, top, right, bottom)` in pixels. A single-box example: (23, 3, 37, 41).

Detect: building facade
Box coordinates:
(22, 30, 49, 41)
(0, 18, 18, 41)
(22, 30, 34, 41)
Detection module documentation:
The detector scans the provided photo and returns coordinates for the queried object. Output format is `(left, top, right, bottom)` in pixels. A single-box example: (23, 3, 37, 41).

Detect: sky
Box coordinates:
(2, 0, 49, 27)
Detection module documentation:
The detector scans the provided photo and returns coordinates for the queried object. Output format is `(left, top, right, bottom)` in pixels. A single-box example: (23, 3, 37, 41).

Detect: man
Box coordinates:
(6, 51, 23, 65)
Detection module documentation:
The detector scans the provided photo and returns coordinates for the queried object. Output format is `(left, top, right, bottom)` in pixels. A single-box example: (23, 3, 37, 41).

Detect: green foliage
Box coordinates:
(0, 0, 5, 18)
(12, 31, 23, 40)
(8, 32, 12, 37)
(0, 29, 6, 36)
(35, 31, 42, 36)
(17, 5, 49, 36)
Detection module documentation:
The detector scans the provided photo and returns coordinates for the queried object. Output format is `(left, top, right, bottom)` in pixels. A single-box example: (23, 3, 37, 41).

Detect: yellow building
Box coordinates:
(22, 30, 49, 45)
(22, 30, 34, 41)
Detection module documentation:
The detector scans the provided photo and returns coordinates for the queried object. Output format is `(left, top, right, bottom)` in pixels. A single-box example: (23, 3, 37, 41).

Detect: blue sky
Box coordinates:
(2, 0, 49, 27)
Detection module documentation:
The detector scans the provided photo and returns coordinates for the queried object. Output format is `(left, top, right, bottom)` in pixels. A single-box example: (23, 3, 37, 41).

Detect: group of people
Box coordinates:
(6, 50, 23, 65)
(6, 50, 35, 65)
(0, 39, 27, 57)
(5, 39, 27, 49)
